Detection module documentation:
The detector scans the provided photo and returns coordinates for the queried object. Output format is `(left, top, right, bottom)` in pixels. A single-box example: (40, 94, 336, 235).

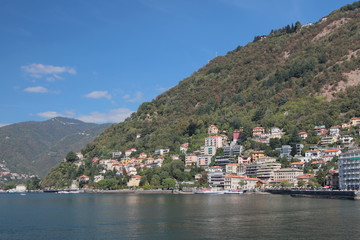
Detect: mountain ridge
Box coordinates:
(0, 117, 111, 176)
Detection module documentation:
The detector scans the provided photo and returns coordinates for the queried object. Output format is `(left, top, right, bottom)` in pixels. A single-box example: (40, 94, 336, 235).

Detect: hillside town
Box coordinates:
(36, 116, 360, 192)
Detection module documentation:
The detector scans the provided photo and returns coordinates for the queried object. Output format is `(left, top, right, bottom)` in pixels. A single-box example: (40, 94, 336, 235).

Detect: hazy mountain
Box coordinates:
(0, 117, 111, 176)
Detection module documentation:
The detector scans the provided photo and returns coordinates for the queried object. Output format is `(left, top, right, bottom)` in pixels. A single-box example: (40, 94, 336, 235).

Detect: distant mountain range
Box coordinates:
(0, 117, 111, 177)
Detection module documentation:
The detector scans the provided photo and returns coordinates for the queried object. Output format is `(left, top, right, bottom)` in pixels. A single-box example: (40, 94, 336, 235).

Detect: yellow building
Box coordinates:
(252, 151, 265, 162)
(127, 175, 141, 187)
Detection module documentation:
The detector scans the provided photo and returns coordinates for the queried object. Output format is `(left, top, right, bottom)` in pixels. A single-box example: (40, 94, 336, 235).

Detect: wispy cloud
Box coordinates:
(21, 63, 76, 80)
(77, 108, 133, 123)
(24, 86, 48, 93)
(123, 91, 144, 103)
(85, 90, 111, 100)
(36, 110, 76, 119)
(37, 111, 65, 118)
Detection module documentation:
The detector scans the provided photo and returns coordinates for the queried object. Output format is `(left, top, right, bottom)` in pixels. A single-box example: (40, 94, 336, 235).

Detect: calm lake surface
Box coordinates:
(0, 193, 360, 239)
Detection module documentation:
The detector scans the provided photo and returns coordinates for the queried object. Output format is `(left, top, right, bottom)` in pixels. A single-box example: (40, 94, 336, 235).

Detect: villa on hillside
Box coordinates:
(208, 125, 219, 135)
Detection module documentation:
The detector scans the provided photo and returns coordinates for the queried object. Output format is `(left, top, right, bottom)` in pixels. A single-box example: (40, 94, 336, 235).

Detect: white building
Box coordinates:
(208, 166, 225, 188)
(339, 150, 360, 190)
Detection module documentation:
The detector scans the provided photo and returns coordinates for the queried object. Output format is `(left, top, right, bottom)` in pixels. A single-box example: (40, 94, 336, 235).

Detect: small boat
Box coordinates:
(224, 190, 244, 194)
(194, 188, 225, 194)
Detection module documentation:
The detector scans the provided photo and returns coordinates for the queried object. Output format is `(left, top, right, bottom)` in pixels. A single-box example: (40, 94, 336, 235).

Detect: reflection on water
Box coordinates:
(0, 193, 359, 239)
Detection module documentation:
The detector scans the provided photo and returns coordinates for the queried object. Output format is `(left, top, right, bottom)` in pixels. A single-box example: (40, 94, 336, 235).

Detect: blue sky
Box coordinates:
(0, 0, 355, 126)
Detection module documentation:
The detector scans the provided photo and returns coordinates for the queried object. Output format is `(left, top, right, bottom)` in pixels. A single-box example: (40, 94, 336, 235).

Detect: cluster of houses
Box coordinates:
(74, 147, 175, 187)
(183, 118, 360, 191)
(0, 162, 34, 182)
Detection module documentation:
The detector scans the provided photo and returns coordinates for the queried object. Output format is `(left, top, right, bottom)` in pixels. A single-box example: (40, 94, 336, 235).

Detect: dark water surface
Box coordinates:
(0, 193, 359, 239)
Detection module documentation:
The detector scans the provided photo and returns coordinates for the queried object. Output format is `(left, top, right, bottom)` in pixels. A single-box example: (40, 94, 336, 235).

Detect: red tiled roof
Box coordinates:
(291, 162, 305, 165)
(296, 174, 314, 179)
(325, 149, 340, 152)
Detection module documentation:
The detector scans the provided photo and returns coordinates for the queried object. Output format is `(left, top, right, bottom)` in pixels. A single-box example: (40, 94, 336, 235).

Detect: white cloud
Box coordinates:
(37, 110, 75, 119)
(77, 108, 133, 123)
(85, 90, 111, 100)
(24, 86, 48, 93)
(124, 91, 144, 103)
(21, 63, 76, 79)
(37, 111, 64, 118)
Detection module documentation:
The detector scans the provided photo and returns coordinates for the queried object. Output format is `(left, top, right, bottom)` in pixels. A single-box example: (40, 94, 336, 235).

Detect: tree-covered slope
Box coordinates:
(0, 117, 111, 176)
(82, 2, 360, 159)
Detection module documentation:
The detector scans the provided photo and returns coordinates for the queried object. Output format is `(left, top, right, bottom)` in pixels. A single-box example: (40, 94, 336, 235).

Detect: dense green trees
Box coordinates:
(65, 151, 78, 163)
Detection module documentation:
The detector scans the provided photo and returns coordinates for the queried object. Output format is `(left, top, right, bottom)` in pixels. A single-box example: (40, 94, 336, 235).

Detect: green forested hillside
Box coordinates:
(80, 2, 360, 159)
(0, 117, 111, 176)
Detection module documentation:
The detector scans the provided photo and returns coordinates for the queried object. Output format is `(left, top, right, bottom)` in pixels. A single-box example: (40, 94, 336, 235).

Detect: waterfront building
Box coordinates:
(339, 150, 360, 190)
(208, 166, 225, 188)
(326, 170, 339, 189)
(15, 184, 27, 192)
(256, 161, 281, 182)
(295, 174, 314, 185)
(127, 175, 141, 187)
(224, 174, 246, 190)
(273, 168, 303, 182)
(245, 157, 278, 180)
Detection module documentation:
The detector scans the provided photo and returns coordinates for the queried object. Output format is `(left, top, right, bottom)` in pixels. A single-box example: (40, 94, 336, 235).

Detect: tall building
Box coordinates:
(208, 166, 225, 188)
(339, 150, 360, 190)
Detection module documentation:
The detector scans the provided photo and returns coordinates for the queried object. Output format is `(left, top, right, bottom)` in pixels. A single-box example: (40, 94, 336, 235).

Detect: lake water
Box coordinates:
(0, 193, 360, 239)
